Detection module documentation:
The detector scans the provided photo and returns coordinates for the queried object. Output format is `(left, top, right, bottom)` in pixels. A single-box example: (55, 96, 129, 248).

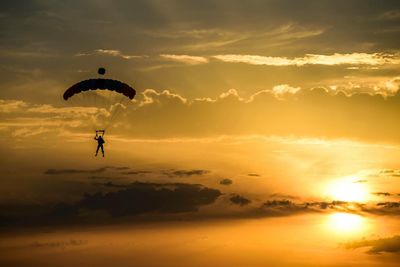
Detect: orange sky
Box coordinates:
(1, 1, 400, 266)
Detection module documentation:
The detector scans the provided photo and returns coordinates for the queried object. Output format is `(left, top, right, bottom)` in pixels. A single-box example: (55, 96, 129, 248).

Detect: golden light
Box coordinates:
(326, 212, 365, 235)
(325, 177, 369, 202)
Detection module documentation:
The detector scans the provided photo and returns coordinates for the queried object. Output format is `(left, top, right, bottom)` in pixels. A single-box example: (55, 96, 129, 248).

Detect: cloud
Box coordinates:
(219, 178, 233, 185)
(373, 192, 392, 196)
(0, 182, 222, 227)
(92, 182, 129, 188)
(6, 82, 400, 142)
(378, 10, 400, 21)
(376, 169, 400, 177)
(0, 99, 28, 113)
(160, 54, 209, 65)
(353, 179, 367, 183)
(247, 173, 260, 177)
(213, 53, 400, 66)
(121, 170, 152, 175)
(230, 195, 251, 206)
(30, 239, 88, 249)
(44, 166, 130, 175)
(75, 49, 143, 60)
(271, 84, 301, 98)
(139, 88, 188, 106)
(344, 236, 400, 255)
(163, 169, 210, 178)
(67, 182, 221, 218)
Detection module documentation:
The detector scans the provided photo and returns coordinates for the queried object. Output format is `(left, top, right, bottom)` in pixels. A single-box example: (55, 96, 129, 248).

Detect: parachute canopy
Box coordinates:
(63, 79, 136, 100)
(63, 71, 136, 131)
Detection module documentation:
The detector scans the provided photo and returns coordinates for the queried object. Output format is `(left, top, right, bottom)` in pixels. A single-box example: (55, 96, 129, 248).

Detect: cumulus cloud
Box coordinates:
(160, 54, 209, 65)
(139, 89, 187, 106)
(6, 82, 400, 142)
(213, 53, 400, 66)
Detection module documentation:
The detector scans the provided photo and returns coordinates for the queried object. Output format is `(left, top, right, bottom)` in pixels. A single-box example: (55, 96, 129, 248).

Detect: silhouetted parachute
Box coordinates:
(63, 68, 136, 131)
(63, 79, 136, 100)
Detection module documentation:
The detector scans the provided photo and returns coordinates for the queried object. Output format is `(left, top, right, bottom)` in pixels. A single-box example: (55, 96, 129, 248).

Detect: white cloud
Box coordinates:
(75, 49, 143, 59)
(213, 53, 400, 66)
(160, 54, 209, 65)
(272, 84, 301, 98)
(0, 100, 28, 113)
(139, 89, 188, 107)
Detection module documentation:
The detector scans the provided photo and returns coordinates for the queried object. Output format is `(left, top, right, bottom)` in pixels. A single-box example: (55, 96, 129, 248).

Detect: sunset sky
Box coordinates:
(1, 1, 400, 266)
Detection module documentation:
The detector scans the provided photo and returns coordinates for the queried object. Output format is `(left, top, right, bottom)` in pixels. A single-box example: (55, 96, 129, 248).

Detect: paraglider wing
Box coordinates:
(63, 79, 136, 100)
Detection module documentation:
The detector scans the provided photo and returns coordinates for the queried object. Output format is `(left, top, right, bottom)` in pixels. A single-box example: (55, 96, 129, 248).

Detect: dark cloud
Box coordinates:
(163, 169, 210, 177)
(121, 170, 152, 175)
(378, 169, 400, 177)
(373, 192, 392, 196)
(353, 179, 367, 183)
(344, 236, 400, 255)
(0, 182, 221, 227)
(30, 239, 88, 249)
(269, 193, 299, 200)
(219, 178, 233, 185)
(45, 166, 131, 175)
(376, 202, 400, 208)
(92, 182, 129, 188)
(262, 199, 308, 215)
(230, 195, 251, 206)
(77, 182, 220, 217)
(247, 173, 260, 177)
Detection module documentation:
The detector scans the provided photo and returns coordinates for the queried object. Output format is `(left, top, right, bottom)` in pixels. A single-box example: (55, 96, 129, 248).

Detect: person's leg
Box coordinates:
(96, 145, 100, 156)
(101, 145, 104, 157)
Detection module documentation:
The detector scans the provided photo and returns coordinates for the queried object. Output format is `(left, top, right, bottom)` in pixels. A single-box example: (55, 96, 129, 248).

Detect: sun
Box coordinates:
(325, 177, 369, 202)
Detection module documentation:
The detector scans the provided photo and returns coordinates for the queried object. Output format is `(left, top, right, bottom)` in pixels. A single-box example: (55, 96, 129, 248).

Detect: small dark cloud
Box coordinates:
(269, 193, 299, 200)
(260, 199, 310, 216)
(247, 173, 260, 177)
(92, 182, 129, 188)
(344, 235, 400, 255)
(376, 202, 400, 208)
(353, 179, 367, 183)
(30, 239, 88, 249)
(121, 170, 152, 175)
(373, 192, 392, 196)
(219, 178, 233, 185)
(45, 166, 130, 175)
(88, 175, 118, 180)
(378, 169, 400, 177)
(360, 201, 400, 216)
(230, 195, 251, 206)
(163, 169, 210, 177)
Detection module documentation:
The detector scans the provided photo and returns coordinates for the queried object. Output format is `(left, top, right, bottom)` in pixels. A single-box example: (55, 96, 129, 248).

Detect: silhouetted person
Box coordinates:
(94, 132, 105, 157)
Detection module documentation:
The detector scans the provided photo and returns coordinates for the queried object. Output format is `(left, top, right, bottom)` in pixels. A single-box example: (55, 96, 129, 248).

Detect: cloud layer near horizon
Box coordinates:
(3, 85, 400, 142)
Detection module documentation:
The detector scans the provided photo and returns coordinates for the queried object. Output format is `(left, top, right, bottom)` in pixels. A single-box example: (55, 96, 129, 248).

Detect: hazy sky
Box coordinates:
(1, 1, 400, 266)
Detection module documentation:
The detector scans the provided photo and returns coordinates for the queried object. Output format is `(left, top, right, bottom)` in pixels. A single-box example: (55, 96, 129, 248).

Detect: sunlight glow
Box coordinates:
(327, 213, 365, 234)
(326, 177, 369, 202)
